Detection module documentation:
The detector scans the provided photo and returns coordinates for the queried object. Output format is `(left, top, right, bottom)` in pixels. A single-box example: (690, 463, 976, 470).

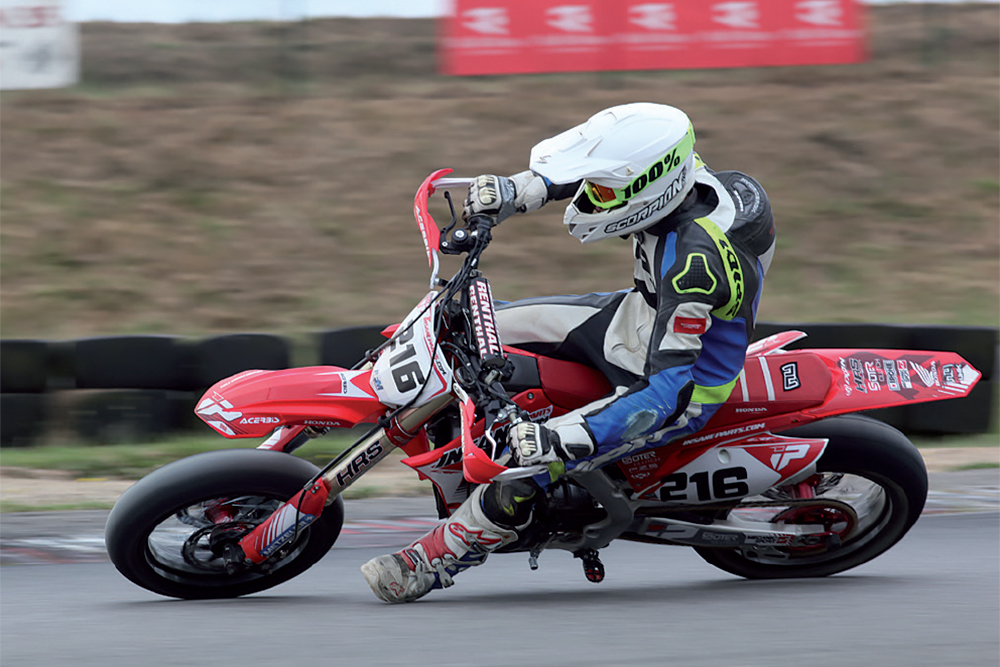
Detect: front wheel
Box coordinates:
(694, 414, 927, 579)
(105, 449, 344, 599)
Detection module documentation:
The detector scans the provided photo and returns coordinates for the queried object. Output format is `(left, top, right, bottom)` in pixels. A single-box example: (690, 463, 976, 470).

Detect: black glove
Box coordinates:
(464, 175, 518, 224)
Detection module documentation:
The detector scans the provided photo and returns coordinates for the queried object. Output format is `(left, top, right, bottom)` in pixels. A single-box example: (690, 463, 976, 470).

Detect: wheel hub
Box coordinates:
(181, 521, 255, 571)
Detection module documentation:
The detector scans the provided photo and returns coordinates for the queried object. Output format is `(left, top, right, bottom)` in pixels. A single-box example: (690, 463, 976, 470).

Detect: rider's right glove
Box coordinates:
(463, 171, 549, 224)
(508, 422, 594, 467)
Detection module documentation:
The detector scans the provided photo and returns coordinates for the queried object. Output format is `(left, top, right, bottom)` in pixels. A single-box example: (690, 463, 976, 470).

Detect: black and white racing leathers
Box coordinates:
(496, 160, 775, 476)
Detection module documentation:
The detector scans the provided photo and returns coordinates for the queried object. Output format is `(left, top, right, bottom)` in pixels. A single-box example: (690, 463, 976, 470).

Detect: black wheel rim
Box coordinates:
(144, 494, 312, 586)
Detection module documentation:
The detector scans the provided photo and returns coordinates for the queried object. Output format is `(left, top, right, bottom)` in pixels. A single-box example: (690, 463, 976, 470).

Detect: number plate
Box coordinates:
(371, 292, 454, 407)
(630, 435, 828, 503)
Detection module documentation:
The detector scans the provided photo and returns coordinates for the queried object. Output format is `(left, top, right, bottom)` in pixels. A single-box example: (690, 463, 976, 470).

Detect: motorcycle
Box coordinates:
(105, 169, 983, 599)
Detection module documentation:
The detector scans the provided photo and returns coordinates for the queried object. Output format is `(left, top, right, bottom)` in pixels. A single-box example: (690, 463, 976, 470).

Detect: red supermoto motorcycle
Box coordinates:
(105, 170, 982, 599)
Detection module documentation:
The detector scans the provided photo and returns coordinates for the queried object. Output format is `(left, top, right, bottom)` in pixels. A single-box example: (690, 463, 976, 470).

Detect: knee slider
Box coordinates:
(480, 478, 540, 529)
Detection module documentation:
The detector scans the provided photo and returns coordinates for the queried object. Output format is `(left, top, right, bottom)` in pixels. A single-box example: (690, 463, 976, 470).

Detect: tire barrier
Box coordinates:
(70, 389, 174, 445)
(0, 340, 50, 393)
(73, 335, 196, 390)
(195, 334, 291, 388)
(0, 323, 995, 446)
(59, 389, 202, 445)
(317, 325, 387, 369)
(0, 394, 49, 447)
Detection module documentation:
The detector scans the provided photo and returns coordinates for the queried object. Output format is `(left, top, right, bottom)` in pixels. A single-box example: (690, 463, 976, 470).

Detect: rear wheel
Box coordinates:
(105, 449, 344, 599)
(694, 415, 927, 579)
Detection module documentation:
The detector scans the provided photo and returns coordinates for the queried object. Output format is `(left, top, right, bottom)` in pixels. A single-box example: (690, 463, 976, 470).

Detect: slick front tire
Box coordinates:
(105, 449, 344, 599)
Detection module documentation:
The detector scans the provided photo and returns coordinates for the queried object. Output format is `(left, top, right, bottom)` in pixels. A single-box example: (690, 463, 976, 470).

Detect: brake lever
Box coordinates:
(439, 193, 472, 255)
(440, 191, 458, 238)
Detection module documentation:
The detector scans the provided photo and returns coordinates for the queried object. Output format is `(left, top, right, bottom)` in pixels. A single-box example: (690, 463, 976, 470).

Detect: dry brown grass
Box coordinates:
(1, 6, 997, 340)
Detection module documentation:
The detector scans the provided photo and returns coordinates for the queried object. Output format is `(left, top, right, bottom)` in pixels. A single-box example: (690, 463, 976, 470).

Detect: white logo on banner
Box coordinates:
(711, 1, 760, 29)
(795, 0, 843, 26)
(629, 3, 676, 31)
(546, 5, 594, 33)
(462, 7, 509, 35)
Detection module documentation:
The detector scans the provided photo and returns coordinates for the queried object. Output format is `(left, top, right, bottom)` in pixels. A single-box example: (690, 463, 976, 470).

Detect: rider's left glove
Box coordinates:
(464, 171, 549, 224)
(509, 422, 592, 467)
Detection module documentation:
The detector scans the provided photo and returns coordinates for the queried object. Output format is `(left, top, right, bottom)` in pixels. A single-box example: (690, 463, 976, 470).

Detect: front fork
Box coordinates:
(234, 394, 455, 566)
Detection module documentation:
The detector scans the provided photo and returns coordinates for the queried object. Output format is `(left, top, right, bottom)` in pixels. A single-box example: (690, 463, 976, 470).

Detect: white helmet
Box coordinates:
(529, 103, 696, 243)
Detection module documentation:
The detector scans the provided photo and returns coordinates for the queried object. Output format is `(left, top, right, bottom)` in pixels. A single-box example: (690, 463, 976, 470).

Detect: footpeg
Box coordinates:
(574, 548, 605, 583)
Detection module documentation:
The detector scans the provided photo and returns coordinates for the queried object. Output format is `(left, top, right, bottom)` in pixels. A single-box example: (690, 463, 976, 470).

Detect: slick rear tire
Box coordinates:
(105, 449, 344, 599)
(694, 414, 927, 579)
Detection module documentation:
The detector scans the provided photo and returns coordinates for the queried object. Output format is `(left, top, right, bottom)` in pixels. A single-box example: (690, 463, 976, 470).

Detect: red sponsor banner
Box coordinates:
(441, 0, 866, 76)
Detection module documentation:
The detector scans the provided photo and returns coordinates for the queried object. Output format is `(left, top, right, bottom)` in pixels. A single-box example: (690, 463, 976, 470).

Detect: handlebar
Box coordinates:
(406, 172, 540, 481)
(415, 171, 499, 270)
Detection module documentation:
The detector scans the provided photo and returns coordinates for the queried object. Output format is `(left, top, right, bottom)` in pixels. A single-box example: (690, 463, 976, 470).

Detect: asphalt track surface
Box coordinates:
(1, 472, 998, 667)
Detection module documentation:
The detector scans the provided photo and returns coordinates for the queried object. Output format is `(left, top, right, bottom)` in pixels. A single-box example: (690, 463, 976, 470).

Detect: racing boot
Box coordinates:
(360, 485, 519, 603)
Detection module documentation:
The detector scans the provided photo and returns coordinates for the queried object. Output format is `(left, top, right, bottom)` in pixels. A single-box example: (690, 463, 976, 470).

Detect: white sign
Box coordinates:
(1, 1, 78, 90)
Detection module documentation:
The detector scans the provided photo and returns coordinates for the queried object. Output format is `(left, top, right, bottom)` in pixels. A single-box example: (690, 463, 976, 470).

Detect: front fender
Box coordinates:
(195, 366, 385, 438)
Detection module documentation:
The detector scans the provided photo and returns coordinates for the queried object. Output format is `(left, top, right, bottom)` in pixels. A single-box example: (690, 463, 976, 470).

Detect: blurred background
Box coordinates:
(0, 0, 997, 460)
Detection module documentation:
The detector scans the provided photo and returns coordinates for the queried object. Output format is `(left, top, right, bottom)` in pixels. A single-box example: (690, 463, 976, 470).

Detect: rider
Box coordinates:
(361, 102, 776, 603)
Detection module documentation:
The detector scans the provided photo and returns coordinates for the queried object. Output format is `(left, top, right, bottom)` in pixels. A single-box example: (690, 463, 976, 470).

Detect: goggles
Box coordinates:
(584, 125, 696, 210)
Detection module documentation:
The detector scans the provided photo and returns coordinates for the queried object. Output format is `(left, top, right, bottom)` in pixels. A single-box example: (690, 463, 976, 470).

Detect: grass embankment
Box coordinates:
(1, 5, 998, 339)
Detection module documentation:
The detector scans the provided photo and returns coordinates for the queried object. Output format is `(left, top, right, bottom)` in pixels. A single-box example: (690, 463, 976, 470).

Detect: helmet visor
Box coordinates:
(582, 124, 696, 211)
